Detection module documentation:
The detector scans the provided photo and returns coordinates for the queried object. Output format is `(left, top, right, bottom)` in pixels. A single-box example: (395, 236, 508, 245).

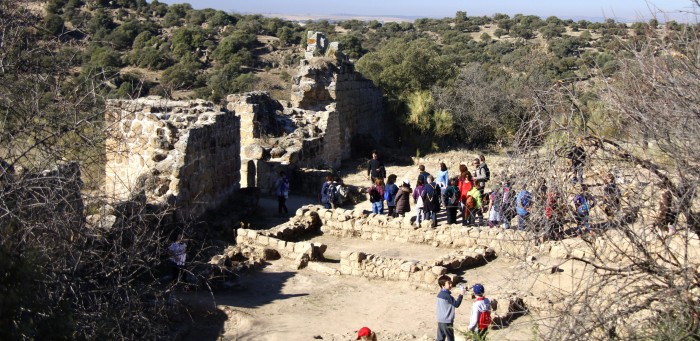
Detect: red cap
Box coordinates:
(356, 327, 371, 340)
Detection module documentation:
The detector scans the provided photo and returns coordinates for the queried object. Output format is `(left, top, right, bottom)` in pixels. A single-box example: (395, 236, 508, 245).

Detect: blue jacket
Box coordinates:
(516, 190, 531, 216)
(436, 288, 463, 323)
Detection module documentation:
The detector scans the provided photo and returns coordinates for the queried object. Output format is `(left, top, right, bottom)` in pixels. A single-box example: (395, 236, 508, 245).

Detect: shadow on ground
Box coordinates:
(178, 269, 306, 340)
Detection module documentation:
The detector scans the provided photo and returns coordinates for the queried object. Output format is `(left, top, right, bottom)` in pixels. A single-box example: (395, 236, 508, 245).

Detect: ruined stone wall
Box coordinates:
(105, 97, 240, 218)
(290, 59, 385, 166)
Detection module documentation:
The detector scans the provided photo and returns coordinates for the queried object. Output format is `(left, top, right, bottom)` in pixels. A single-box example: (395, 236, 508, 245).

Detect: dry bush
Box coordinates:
(0, 1, 178, 339)
(509, 14, 700, 340)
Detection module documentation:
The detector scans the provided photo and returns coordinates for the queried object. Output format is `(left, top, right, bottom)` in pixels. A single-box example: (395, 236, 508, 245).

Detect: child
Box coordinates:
(444, 178, 461, 225)
(394, 179, 412, 217)
(273, 171, 290, 216)
(573, 184, 597, 237)
(436, 275, 466, 341)
(168, 234, 187, 284)
(368, 178, 385, 214)
(385, 174, 399, 217)
(356, 326, 377, 341)
(468, 283, 492, 341)
(413, 178, 426, 226)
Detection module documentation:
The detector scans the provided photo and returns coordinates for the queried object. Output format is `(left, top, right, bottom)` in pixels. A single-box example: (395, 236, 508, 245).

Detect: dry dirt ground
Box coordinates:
(178, 150, 590, 341)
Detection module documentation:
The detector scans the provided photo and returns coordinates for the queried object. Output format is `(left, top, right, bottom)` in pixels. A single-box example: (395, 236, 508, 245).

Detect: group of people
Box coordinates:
(361, 151, 499, 229)
(356, 148, 628, 240)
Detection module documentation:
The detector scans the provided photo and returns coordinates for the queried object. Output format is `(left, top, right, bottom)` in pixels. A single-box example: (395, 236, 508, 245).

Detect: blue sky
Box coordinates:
(160, 0, 697, 21)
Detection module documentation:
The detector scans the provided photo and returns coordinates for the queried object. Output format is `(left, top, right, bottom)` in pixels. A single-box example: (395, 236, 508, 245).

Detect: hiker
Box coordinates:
(467, 284, 492, 341)
(466, 182, 483, 226)
(573, 184, 597, 237)
(436, 162, 450, 205)
(413, 178, 426, 226)
(273, 171, 290, 216)
(443, 178, 461, 225)
(168, 233, 187, 284)
(394, 179, 412, 217)
(367, 150, 386, 184)
(436, 275, 466, 341)
(417, 164, 431, 186)
(356, 326, 377, 341)
(655, 186, 678, 235)
(458, 165, 474, 226)
(487, 186, 501, 227)
(602, 173, 621, 222)
(320, 175, 335, 209)
(516, 184, 532, 231)
(545, 185, 566, 241)
(500, 179, 516, 229)
(424, 175, 442, 227)
(368, 178, 385, 214)
(385, 174, 399, 217)
(567, 144, 586, 184)
(473, 158, 488, 225)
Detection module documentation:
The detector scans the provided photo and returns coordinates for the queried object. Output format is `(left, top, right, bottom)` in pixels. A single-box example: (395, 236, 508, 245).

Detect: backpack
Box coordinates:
(476, 297, 492, 330)
(447, 187, 460, 207)
(337, 184, 348, 200)
(424, 184, 440, 209)
(326, 183, 338, 205)
(575, 194, 589, 214)
(466, 195, 476, 209)
(369, 186, 381, 203)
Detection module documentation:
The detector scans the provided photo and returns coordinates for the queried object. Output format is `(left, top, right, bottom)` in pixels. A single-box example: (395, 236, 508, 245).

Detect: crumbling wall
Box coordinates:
(104, 97, 240, 218)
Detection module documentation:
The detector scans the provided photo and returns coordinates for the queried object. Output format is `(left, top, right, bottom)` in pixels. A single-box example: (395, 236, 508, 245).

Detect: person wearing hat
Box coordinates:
(394, 178, 412, 217)
(468, 283, 492, 341)
(356, 326, 377, 340)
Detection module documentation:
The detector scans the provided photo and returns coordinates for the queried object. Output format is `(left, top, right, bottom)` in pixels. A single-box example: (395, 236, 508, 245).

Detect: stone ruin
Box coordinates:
(104, 98, 240, 218)
(104, 31, 387, 218)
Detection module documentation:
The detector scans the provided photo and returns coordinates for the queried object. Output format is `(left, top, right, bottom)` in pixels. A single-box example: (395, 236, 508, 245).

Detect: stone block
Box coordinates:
(431, 266, 447, 276)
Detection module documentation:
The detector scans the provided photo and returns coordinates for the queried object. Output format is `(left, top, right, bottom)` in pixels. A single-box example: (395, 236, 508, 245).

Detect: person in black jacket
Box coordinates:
(367, 150, 386, 184)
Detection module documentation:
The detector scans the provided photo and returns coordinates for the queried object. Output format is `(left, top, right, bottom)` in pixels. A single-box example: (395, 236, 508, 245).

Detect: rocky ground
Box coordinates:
(176, 149, 598, 341)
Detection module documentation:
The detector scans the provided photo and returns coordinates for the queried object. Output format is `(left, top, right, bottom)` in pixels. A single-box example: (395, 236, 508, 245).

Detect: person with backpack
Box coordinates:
(443, 178, 461, 225)
(545, 185, 566, 241)
(573, 184, 597, 237)
(394, 179, 412, 217)
(413, 178, 426, 227)
(320, 175, 335, 209)
(516, 185, 532, 231)
(500, 179, 516, 229)
(466, 183, 483, 226)
(423, 175, 442, 228)
(368, 178, 385, 214)
(467, 283, 492, 341)
(384, 174, 399, 217)
(273, 171, 290, 217)
(367, 150, 386, 184)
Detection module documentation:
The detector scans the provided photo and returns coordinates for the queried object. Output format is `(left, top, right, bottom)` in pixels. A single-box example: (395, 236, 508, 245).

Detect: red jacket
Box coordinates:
(458, 178, 474, 202)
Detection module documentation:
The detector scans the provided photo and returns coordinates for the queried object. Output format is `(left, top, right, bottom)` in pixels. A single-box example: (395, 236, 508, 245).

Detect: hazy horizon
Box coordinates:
(159, 0, 698, 22)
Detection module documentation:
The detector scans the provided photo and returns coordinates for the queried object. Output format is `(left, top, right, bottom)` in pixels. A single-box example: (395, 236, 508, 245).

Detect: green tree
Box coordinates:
(356, 38, 455, 98)
(212, 30, 257, 63)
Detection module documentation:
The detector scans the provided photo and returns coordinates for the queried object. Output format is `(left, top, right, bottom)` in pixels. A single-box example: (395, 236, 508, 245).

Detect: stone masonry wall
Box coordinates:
(296, 205, 700, 265)
(105, 97, 240, 218)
